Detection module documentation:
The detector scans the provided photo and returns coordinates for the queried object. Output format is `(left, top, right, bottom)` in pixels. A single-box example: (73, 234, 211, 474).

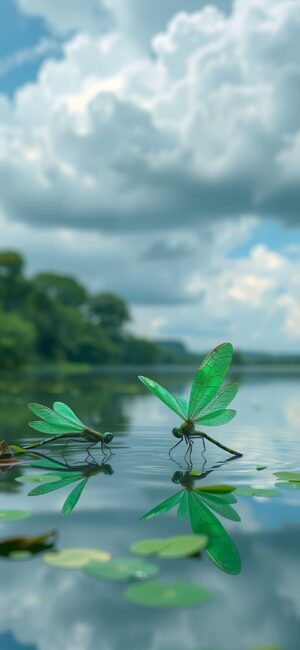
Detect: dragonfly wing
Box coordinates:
(195, 409, 236, 426)
(140, 491, 184, 521)
(196, 383, 238, 418)
(28, 403, 83, 430)
(188, 343, 233, 420)
(138, 376, 186, 419)
(53, 402, 85, 427)
(28, 421, 85, 435)
(62, 478, 88, 516)
(187, 490, 241, 575)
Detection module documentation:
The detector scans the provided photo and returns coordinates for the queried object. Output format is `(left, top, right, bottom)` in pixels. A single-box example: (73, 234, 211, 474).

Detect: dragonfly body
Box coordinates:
(139, 342, 242, 459)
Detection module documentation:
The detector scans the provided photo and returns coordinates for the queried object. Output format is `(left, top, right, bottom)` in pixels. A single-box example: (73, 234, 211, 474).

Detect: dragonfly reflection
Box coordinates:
(22, 451, 114, 516)
(141, 465, 242, 575)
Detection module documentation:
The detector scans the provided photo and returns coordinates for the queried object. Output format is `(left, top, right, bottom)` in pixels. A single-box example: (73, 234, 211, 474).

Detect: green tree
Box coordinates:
(89, 292, 130, 336)
(0, 313, 36, 369)
(0, 251, 27, 312)
(120, 337, 163, 364)
(32, 273, 87, 308)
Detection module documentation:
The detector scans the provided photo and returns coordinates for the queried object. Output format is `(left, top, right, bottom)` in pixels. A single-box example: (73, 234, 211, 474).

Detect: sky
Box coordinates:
(0, 0, 300, 353)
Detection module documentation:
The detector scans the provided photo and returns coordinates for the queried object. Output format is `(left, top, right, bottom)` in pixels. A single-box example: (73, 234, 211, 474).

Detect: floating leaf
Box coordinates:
(273, 471, 300, 482)
(130, 539, 166, 556)
(43, 547, 111, 568)
(256, 465, 267, 471)
(235, 487, 280, 497)
(125, 580, 211, 608)
(84, 557, 159, 582)
(194, 485, 235, 494)
(131, 535, 207, 558)
(16, 474, 62, 484)
(62, 478, 88, 516)
(275, 481, 300, 489)
(0, 510, 30, 521)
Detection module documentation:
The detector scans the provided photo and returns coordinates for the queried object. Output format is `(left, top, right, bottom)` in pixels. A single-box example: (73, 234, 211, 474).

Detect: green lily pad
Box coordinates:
(235, 487, 279, 497)
(43, 547, 111, 568)
(84, 557, 159, 582)
(273, 471, 300, 481)
(16, 474, 61, 484)
(194, 485, 235, 494)
(0, 510, 30, 521)
(131, 535, 207, 559)
(275, 481, 300, 489)
(125, 580, 211, 608)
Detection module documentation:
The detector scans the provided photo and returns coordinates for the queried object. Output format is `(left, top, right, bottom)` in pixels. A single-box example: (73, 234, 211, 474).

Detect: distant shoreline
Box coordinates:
(1, 362, 300, 378)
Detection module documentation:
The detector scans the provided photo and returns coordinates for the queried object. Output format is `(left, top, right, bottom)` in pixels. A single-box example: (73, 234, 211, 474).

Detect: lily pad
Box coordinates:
(273, 471, 300, 481)
(235, 487, 279, 497)
(131, 535, 207, 558)
(125, 580, 211, 608)
(84, 557, 159, 582)
(16, 474, 61, 484)
(43, 547, 111, 568)
(275, 481, 300, 489)
(0, 510, 30, 521)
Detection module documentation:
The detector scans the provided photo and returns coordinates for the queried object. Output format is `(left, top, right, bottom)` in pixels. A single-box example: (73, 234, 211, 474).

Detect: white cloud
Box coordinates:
(0, 0, 299, 351)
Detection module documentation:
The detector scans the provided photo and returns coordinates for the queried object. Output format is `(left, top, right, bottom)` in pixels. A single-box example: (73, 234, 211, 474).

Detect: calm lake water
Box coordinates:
(0, 368, 300, 650)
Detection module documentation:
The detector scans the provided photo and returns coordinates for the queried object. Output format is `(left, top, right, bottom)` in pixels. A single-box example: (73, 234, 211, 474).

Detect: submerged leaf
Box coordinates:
(62, 478, 88, 516)
(44, 547, 111, 568)
(125, 580, 211, 608)
(0, 510, 30, 521)
(84, 557, 159, 582)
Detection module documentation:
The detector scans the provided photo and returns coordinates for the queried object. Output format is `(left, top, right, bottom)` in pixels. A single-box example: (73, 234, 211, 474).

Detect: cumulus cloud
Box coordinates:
(0, 0, 299, 350)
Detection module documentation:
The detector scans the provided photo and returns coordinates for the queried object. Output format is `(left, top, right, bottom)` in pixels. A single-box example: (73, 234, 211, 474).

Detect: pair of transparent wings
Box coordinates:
(138, 342, 237, 426)
(28, 401, 86, 434)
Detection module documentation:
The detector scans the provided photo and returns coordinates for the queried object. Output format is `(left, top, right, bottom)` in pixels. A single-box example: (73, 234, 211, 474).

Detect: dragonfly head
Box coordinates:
(103, 432, 114, 444)
(103, 463, 114, 475)
(172, 427, 183, 439)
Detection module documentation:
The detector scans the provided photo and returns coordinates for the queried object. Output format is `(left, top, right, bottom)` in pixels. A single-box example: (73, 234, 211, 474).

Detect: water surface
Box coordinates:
(0, 369, 299, 650)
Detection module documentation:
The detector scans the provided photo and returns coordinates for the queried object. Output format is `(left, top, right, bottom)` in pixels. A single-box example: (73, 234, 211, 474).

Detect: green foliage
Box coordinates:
(84, 557, 159, 582)
(0, 313, 36, 369)
(131, 535, 207, 558)
(0, 248, 171, 368)
(125, 580, 212, 608)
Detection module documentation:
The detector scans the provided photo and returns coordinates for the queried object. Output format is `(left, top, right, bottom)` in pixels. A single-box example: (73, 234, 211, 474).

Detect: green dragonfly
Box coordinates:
(26, 401, 114, 453)
(139, 342, 242, 459)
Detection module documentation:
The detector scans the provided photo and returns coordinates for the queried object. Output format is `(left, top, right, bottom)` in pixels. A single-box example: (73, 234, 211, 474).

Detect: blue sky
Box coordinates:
(0, 0, 300, 353)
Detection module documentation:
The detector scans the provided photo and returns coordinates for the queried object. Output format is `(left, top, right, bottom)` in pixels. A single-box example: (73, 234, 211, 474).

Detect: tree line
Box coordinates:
(0, 250, 179, 369)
